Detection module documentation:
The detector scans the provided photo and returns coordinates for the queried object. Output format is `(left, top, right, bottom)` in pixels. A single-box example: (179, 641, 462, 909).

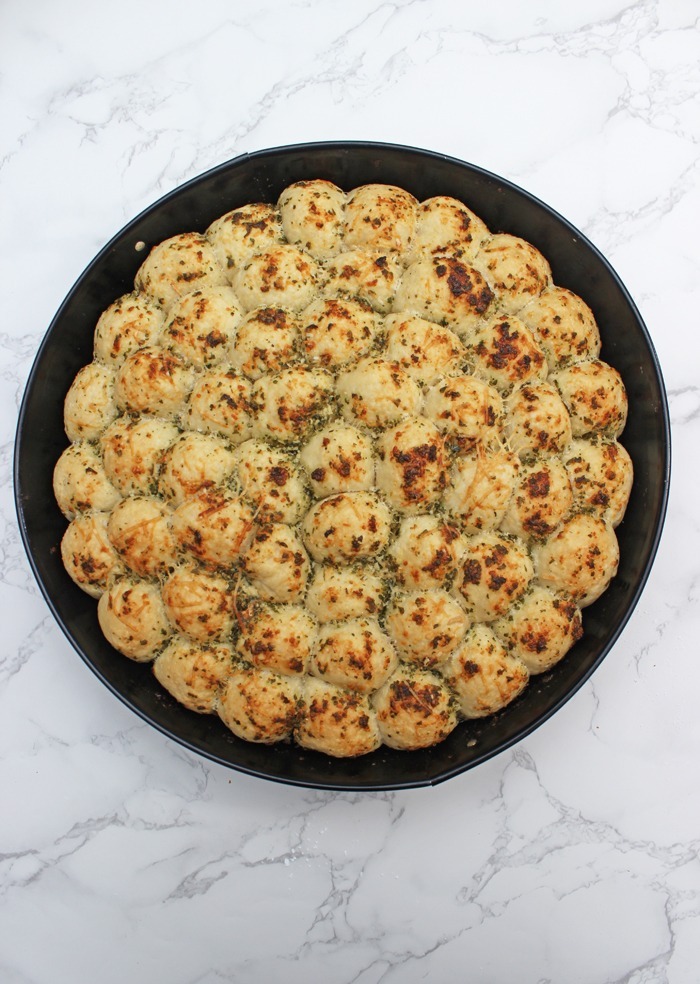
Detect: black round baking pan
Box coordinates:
(14, 141, 671, 790)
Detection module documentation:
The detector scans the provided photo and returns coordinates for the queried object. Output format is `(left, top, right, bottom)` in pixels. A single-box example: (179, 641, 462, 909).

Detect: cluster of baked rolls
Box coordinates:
(53, 179, 632, 757)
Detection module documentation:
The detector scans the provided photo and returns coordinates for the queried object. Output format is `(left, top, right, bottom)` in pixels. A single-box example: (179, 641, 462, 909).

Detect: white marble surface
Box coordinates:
(2, 1, 698, 981)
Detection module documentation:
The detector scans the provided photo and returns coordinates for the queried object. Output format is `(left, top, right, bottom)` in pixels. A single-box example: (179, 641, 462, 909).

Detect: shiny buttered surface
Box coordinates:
(54, 181, 632, 757)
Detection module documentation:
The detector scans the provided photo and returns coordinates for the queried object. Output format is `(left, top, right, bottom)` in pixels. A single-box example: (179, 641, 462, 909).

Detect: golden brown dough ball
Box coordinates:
(93, 292, 165, 367)
(53, 442, 121, 519)
(519, 285, 601, 369)
(235, 439, 308, 524)
(183, 367, 253, 444)
(233, 245, 320, 312)
(302, 491, 391, 564)
(296, 679, 381, 757)
(474, 233, 551, 314)
(171, 487, 254, 569)
(100, 415, 179, 496)
(206, 202, 284, 272)
(64, 363, 118, 442)
(532, 513, 619, 607)
(492, 585, 583, 674)
(441, 623, 529, 718)
(114, 347, 195, 419)
(393, 253, 494, 335)
(503, 381, 572, 457)
(563, 437, 633, 528)
(106, 495, 177, 577)
(373, 668, 458, 750)
(277, 179, 346, 259)
(241, 523, 311, 604)
(467, 314, 548, 391)
(423, 375, 502, 452)
(384, 314, 466, 385)
(500, 456, 574, 540)
(305, 565, 385, 623)
(375, 417, 447, 514)
(236, 603, 317, 676)
(344, 183, 418, 256)
(410, 196, 489, 262)
(455, 532, 534, 621)
(158, 432, 236, 506)
(300, 296, 380, 368)
(161, 286, 243, 367)
(252, 367, 335, 444)
(389, 514, 465, 590)
(228, 307, 301, 379)
(335, 357, 423, 429)
(310, 617, 398, 693)
(97, 578, 173, 661)
(153, 637, 233, 713)
(385, 589, 470, 667)
(161, 566, 234, 643)
(135, 231, 227, 311)
(60, 511, 123, 598)
(444, 446, 520, 533)
(551, 359, 628, 438)
(321, 248, 402, 314)
(218, 666, 302, 742)
(299, 422, 374, 499)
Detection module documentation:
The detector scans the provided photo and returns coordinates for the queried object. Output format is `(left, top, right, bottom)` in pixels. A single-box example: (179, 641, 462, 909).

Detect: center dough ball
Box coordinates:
(233, 245, 320, 312)
(375, 417, 447, 513)
(299, 422, 375, 498)
(310, 617, 398, 693)
(302, 491, 392, 564)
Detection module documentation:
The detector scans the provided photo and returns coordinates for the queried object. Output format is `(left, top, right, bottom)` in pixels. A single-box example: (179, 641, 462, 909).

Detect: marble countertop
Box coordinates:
(2, 2, 698, 981)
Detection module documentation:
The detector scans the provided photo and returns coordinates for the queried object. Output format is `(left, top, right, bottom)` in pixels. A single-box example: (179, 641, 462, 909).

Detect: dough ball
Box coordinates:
(467, 314, 548, 391)
(93, 292, 165, 367)
(161, 566, 234, 643)
(229, 307, 301, 379)
(563, 437, 633, 528)
(183, 367, 253, 444)
(153, 637, 233, 713)
(441, 623, 529, 718)
(552, 359, 628, 438)
(60, 512, 123, 598)
(64, 362, 118, 442)
(500, 456, 574, 540)
(297, 679, 381, 757)
(107, 495, 177, 577)
(532, 513, 619, 607)
(302, 491, 392, 564)
(100, 416, 179, 495)
(394, 253, 494, 335)
(299, 422, 374, 498)
(252, 367, 335, 443)
(519, 285, 601, 369)
(373, 668, 458, 750)
(335, 357, 423, 429)
(375, 417, 447, 514)
(385, 589, 469, 667)
(241, 523, 311, 603)
(171, 488, 254, 568)
(300, 296, 380, 368)
(135, 232, 227, 311)
(310, 617, 398, 693)
(384, 314, 466, 385)
(344, 183, 418, 256)
(98, 578, 173, 661)
(235, 439, 308, 524)
(410, 196, 489, 262)
(305, 565, 385, 623)
(218, 666, 302, 742)
(389, 514, 465, 590)
(233, 245, 320, 312)
(278, 179, 346, 259)
(114, 347, 195, 419)
(474, 233, 551, 314)
(321, 248, 401, 314)
(236, 602, 317, 676)
(503, 381, 572, 458)
(158, 432, 236, 506)
(206, 202, 284, 272)
(492, 585, 583, 674)
(161, 286, 243, 367)
(423, 375, 502, 452)
(53, 442, 121, 519)
(455, 532, 534, 621)
(444, 446, 520, 533)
